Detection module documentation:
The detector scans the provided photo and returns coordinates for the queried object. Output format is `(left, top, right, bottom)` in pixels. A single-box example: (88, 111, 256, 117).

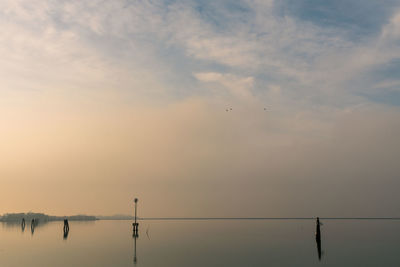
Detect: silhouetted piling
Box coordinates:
(21, 218, 25, 231)
(132, 198, 139, 264)
(315, 217, 322, 260)
(133, 198, 139, 235)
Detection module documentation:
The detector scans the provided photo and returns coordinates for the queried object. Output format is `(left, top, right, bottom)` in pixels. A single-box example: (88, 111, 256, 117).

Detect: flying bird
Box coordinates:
(264, 105, 271, 111)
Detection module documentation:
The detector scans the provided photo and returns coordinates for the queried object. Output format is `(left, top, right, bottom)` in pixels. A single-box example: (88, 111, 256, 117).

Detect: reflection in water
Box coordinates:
(133, 229, 139, 264)
(63, 219, 70, 240)
(146, 226, 150, 240)
(31, 221, 34, 235)
(64, 219, 70, 232)
(1, 219, 48, 231)
(315, 217, 322, 261)
(21, 218, 25, 232)
(3, 220, 400, 266)
(30, 219, 39, 235)
(63, 228, 69, 240)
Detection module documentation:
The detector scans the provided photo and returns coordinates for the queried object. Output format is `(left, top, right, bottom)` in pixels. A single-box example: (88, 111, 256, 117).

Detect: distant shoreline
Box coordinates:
(0, 213, 97, 222)
(2, 213, 400, 222)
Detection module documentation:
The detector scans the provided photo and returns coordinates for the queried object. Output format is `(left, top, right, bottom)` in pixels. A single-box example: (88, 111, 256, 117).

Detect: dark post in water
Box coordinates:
(315, 217, 322, 261)
(133, 198, 139, 236)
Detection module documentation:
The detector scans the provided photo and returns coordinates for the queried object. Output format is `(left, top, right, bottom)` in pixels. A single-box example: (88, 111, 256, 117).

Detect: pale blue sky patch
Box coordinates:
(364, 90, 400, 106)
(275, 0, 400, 41)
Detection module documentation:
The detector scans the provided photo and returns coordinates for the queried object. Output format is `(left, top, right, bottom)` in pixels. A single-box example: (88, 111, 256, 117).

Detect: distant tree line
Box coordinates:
(0, 212, 97, 222)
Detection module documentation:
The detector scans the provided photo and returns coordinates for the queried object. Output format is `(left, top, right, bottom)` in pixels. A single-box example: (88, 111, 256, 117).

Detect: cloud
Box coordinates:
(1, 0, 399, 107)
(194, 72, 254, 101)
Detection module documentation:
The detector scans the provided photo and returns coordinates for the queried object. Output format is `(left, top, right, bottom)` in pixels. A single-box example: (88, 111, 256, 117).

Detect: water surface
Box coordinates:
(1, 219, 400, 266)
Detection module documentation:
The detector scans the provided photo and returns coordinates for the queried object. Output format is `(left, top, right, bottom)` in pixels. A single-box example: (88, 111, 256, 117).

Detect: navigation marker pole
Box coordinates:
(133, 198, 139, 237)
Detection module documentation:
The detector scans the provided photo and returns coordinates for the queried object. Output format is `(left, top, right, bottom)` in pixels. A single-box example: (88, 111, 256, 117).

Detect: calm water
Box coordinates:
(1, 219, 400, 266)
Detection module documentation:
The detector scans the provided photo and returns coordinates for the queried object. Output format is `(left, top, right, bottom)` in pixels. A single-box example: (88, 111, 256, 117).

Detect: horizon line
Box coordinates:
(137, 217, 400, 220)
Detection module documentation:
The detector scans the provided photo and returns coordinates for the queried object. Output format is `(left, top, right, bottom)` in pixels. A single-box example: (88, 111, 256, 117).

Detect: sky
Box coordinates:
(1, 0, 400, 217)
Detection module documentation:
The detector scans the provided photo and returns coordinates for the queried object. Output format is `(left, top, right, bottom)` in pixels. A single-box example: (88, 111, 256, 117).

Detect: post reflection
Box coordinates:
(21, 218, 25, 232)
(63, 219, 70, 240)
(315, 217, 322, 261)
(30, 219, 38, 235)
(133, 228, 139, 264)
(63, 227, 69, 240)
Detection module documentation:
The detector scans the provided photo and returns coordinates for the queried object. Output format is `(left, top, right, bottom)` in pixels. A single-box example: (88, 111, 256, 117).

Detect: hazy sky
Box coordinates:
(1, 0, 400, 217)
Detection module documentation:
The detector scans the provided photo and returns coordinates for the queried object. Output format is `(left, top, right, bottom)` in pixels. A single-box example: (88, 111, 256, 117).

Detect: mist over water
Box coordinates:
(1, 219, 400, 266)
